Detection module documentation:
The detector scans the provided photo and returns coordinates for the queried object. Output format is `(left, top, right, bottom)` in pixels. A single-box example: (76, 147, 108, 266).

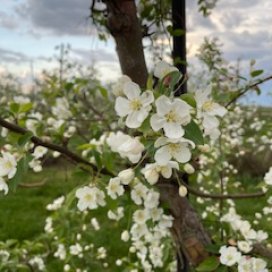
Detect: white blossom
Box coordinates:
(0, 152, 17, 179)
(54, 244, 66, 260)
(154, 60, 179, 79)
(195, 87, 227, 139)
(112, 75, 131, 97)
(75, 186, 106, 211)
(141, 161, 179, 185)
(219, 246, 241, 266)
(151, 95, 191, 139)
(115, 81, 154, 128)
(264, 167, 272, 185)
(107, 131, 144, 163)
(154, 136, 195, 164)
(106, 177, 124, 199)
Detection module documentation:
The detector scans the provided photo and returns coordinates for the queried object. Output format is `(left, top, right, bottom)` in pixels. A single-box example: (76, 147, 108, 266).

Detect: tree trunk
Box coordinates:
(105, 0, 148, 87)
(104, 0, 211, 268)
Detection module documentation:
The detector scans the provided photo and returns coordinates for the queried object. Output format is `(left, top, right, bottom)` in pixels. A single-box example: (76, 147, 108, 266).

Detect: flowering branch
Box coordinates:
(226, 75, 272, 108)
(0, 117, 113, 176)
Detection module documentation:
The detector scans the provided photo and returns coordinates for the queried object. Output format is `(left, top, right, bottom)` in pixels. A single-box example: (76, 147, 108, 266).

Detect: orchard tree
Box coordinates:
(0, 0, 272, 271)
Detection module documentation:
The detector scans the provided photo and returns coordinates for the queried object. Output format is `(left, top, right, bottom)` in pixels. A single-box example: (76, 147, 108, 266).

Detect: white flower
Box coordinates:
(44, 217, 53, 233)
(121, 230, 130, 242)
(133, 209, 150, 224)
(107, 131, 144, 163)
(195, 87, 227, 140)
(251, 257, 268, 272)
(131, 182, 148, 205)
(118, 168, 135, 185)
(91, 217, 100, 230)
(52, 97, 72, 119)
(154, 60, 179, 79)
(29, 256, 45, 271)
(29, 159, 42, 172)
(184, 163, 195, 174)
(112, 75, 131, 97)
(151, 95, 191, 139)
(0, 152, 17, 179)
(154, 136, 195, 164)
(144, 190, 160, 209)
(0, 177, 8, 195)
(75, 186, 105, 211)
(54, 244, 66, 260)
(46, 196, 65, 211)
(237, 241, 252, 253)
(141, 161, 179, 185)
(106, 177, 124, 199)
(255, 230, 268, 242)
(264, 167, 272, 185)
(238, 256, 252, 272)
(33, 146, 48, 159)
(115, 81, 154, 128)
(70, 243, 83, 256)
(219, 246, 241, 266)
(178, 185, 188, 197)
(107, 207, 124, 221)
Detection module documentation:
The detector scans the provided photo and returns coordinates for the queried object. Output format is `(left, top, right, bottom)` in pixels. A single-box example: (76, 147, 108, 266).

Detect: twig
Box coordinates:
(0, 117, 113, 177)
(19, 179, 47, 188)
(226, 75, 272, 108)
(174, 172, 265, 199)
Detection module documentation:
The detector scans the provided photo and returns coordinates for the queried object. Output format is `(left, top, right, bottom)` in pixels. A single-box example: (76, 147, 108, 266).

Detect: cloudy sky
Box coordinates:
(0, 0, 271, 104)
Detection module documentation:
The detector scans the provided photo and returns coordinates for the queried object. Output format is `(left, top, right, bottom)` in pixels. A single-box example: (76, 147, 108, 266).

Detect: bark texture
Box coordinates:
(159, 182, 211, 266)
(105, 0, 148, 87)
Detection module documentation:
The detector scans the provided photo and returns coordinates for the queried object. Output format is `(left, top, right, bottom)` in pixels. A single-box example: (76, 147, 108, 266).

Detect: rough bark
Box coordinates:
(159, 181, 211, 267)
(104, 0, 148, 87)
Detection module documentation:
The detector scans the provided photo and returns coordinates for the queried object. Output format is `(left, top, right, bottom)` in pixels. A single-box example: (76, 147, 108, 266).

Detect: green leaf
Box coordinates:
(168, 71, 182, 93)
(98, 86, 108, 99)
(196, 256, 220, 272)
(10, 102, 20, 114)
(146, 74, 154, 90)
(251, 69, 263, 77)
(19, 102, 33, 113)
(17, 132, 33, 147)
(180, 93, 196, 107)
(184, 120, 204, 145)
(9, 154, 32, 191)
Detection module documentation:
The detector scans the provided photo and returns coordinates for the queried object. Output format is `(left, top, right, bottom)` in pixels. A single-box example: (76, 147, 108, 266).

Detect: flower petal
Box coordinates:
(155, 95, 171, 116)
(173, 145, 191, 163)
(115, 97, 130, 117)
(150, 114, 165, 132)
(163, 122, 184, 139)
(155, 146, 171, 164)
(123, 82, 141, 100)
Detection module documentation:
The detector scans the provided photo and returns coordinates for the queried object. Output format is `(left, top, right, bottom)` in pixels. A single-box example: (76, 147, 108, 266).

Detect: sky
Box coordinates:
(0, 0, 271, 105)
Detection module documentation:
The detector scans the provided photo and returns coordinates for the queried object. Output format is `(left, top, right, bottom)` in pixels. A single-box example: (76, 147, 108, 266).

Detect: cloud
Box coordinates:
(15, 0, 94, 36)
(0, 11, 18, 30)
(0, 48, 30, 64)
(72, 48, 118, 64)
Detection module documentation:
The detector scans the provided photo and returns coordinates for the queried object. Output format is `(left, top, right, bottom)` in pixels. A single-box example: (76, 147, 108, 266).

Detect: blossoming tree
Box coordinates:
(0, 0, 272, 272)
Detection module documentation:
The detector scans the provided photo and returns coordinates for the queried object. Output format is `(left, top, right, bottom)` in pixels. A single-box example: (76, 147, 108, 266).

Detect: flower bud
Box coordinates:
(118, 168, 135, 185)
(198, 144, 210, 153)
(179, 185, 188, 197)
(184, 163, 195, 174)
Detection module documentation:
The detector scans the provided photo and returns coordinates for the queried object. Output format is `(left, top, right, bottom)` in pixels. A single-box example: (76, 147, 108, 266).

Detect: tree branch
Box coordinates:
(0, 117, 113, 176)
(175, 172, 265, 199)
(226, 75, 272, 108)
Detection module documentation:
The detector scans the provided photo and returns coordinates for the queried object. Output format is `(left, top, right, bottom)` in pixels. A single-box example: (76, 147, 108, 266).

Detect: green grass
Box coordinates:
(0, 164, 80, 241)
